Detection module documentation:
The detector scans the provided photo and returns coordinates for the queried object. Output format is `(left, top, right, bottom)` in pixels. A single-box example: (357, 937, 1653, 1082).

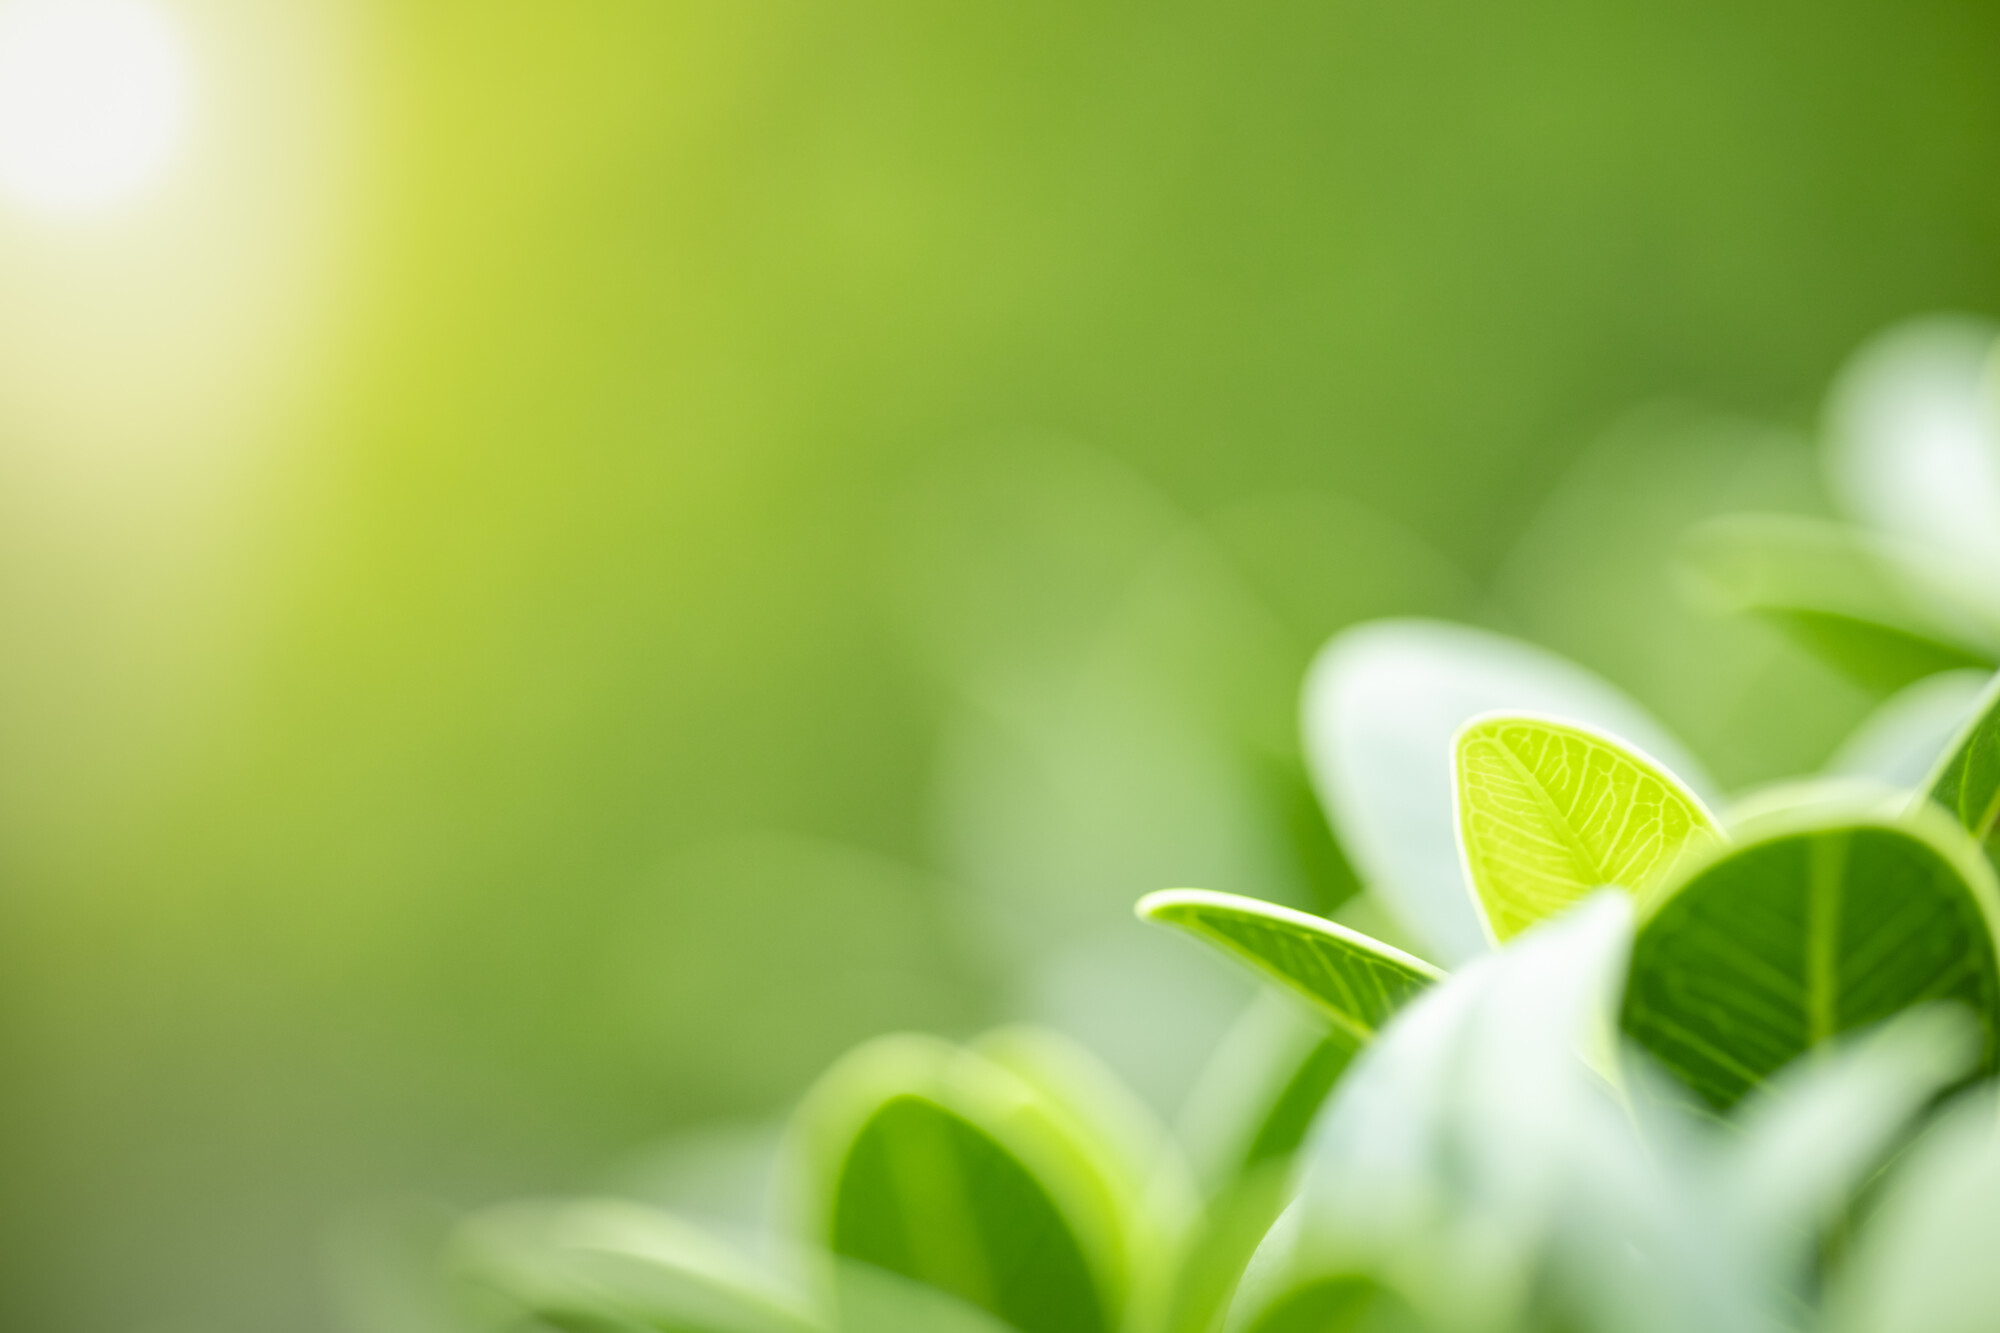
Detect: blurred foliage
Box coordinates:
(5, 2, 2000, 1332)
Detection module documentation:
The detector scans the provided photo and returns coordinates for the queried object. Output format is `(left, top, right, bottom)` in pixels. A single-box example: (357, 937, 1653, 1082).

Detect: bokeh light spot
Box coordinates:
(0, 0, 189, 216)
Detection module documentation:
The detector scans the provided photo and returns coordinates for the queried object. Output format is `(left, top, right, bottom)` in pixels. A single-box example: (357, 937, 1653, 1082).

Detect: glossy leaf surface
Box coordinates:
(1455, 714, 1720, 942)
(1138, 889, 1442, 1042)
(1622, 810, 2000, 1110)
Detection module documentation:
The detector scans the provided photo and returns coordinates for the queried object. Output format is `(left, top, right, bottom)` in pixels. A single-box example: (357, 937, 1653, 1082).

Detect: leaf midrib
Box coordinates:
(1806, 833, 1847, 1049)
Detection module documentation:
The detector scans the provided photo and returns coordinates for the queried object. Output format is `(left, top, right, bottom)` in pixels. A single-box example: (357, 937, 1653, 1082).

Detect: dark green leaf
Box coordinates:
(831, 1095, 1102, 1333)
(1621, 807, 2000, 1111)
(789, 1036, 1135, 1333)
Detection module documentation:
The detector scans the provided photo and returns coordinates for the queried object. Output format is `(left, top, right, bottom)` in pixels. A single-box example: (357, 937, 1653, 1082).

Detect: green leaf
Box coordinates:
(787, 1035, 1131, 1333)
(831, 1097, 1103, 1333)
(1137, 889, 1442, 1042)
(1453, 714, 1721, 942)
(1621, 805, 2000, 1111)
(1677, 513, 1997, 692)
(1922, 671, 2000, 844)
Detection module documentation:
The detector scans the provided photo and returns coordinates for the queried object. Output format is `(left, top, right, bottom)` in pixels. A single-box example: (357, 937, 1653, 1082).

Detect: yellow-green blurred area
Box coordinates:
(2, 2, 1999, 1330)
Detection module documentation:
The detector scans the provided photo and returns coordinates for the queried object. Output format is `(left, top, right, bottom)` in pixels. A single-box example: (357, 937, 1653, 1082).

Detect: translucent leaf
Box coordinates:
(1302, 619, 1715, 964)
(1137, 889, 1442, 1043)
(1454, 714, 1721, 942)
(1621, 804, 2000, 1111)
(1922, 670, 2000, 843)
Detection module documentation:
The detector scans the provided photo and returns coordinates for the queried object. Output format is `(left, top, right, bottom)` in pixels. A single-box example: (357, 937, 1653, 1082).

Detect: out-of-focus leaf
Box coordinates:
(1262, 894, 1774, 1333)
(829, 1262, 1024, 1333)
(451, 1199, 821, 1333)
(1721, 1006, 1978, 1294)
(1828, 670, 1991, 788)
(1162, 997, 1358, 1333)
(1677, 513, 1997, 692)
(1831, 1085, 2000, 1333)
(1158, 1163, 1294, 1333)
(1137, 890, 1441, 1042)
(1177, 992, 1356, 1197)
(1454, 714, 1720, 942)
(1302, 619, 1715, 965)
(969, 1026, 1196, 1333)
(1622, 805, 2000, 1111)
(830, 1098, 1100, 1333)
(1234, 1036, 1357, 1173)
(785, 1035, 1136, 1333)
(1823, 315, 2000, 583)
(1493, 405, 1858, 793)
(1236, 1274, 1428, 1333)
(1922, 671, 2000, 844)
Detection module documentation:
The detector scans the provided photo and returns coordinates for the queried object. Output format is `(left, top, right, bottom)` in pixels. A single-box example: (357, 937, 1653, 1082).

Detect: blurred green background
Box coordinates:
(2, 2, 2000, 1330)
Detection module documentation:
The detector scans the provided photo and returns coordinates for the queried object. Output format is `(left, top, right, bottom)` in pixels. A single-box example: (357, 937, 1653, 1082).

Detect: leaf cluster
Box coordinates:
(422, 318, 2000, 1333)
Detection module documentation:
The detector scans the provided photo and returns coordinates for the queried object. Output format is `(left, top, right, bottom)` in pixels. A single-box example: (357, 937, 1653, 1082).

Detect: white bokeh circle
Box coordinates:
(0, 0, 191, 215)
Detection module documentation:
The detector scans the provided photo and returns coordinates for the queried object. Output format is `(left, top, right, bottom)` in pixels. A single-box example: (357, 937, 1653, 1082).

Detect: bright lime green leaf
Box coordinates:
(1454, 714, 1721, 942)
(1621, 806, 2000, 1111)
(1137, 889, 1442, 1042)
(1922, 672, 2000, 846)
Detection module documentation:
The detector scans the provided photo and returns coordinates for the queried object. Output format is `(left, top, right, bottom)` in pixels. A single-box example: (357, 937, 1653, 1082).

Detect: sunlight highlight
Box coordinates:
(0, 0, 190, 215)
